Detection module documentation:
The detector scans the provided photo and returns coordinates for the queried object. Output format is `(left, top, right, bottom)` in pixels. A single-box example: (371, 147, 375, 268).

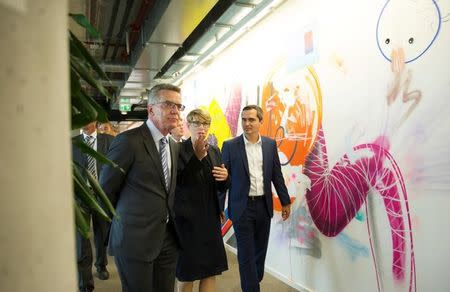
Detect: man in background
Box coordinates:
(97, 122, 118, 136)
(72, 121, 114, 292)
(170, 115, 186, 142)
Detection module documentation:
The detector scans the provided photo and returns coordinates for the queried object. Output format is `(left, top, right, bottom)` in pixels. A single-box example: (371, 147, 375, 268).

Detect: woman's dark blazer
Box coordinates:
(174, 139, 230, 234)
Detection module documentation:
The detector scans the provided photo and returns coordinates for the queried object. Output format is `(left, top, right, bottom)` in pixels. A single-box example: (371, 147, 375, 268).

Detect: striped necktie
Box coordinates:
(85, 135, 97, 180)
(159, 137, 169, 190)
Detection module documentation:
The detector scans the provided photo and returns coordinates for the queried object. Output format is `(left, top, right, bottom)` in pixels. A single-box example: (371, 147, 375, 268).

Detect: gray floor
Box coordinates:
(94, 249, 298, 292)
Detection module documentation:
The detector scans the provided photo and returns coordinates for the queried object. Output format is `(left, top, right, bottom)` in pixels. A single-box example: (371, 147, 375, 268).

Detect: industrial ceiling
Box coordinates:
(70, 0, 281, 121)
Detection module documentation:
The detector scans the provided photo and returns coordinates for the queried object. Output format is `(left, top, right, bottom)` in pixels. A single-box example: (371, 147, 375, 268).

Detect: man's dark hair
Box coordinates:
(242, 105, 263, 121)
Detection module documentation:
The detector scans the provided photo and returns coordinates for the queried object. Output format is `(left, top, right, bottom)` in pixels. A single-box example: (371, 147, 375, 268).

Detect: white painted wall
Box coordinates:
(181, 0, 450, 291)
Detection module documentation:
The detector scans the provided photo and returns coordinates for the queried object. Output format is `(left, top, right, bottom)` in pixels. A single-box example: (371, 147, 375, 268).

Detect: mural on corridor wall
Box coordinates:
(180, 0, 450, 291)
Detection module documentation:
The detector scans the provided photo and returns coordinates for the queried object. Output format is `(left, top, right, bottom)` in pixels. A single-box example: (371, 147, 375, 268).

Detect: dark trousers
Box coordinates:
(114, 226, 179, 292)
(233, 198, 271, 292)
(76, 212, 109, 291)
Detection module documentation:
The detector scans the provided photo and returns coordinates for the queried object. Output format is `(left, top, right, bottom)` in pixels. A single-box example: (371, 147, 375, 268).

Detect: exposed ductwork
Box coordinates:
(78, 0, 283, 121)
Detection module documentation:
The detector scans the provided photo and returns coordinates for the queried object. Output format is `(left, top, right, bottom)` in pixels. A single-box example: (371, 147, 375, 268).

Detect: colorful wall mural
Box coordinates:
(180, 0, 450, 291)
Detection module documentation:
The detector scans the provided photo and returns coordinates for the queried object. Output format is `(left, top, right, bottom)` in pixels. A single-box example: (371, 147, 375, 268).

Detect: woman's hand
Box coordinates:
(212, 164, 228, 181)
(192, 134, 208, 160)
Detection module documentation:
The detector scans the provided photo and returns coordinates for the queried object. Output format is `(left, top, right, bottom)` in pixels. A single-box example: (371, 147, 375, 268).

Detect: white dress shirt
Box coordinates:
(243, 134, 264, 197)
(83, 131, 98, 184)
(83, 131, 98, 151)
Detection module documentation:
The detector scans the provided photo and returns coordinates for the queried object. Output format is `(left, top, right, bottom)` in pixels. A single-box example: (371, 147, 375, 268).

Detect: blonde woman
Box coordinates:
(174, 109, 229, 292)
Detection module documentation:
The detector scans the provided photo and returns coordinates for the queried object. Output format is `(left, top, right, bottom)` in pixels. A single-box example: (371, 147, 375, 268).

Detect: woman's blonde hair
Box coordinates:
(186, 108, 211, 124)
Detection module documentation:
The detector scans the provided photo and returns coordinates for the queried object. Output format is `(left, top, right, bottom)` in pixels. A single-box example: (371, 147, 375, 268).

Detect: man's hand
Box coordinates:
(212, 164, 228, 181)
(281, 204, 291, 221)
(192, 134, 208, 160)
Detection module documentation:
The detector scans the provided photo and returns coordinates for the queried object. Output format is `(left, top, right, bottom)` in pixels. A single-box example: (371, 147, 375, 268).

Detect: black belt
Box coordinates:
(248, 196, 264, 201)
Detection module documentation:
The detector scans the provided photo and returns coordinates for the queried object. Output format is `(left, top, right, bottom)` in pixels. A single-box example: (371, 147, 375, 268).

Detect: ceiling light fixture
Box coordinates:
(172, 0, 286, 86)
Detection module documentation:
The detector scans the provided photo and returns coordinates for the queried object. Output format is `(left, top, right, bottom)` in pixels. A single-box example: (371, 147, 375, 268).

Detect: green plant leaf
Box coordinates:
(71, 67, 109, 125)
(69, 13, 117, 235)
(71, 55, 111, 100)
(70, 66, 82, 94)
(73, 164, 111, 221)
(69, 13, 101, 39)
(70, 31, 109, 81)
(71, 90, 98, 124)
(72, 113, 93, 130)
(71, 90, 97, 122)
(85, 169, 117, 218)
(79, 89, 109, 123)
(74, 202, 90, 238)
(73, 140, 123, 172)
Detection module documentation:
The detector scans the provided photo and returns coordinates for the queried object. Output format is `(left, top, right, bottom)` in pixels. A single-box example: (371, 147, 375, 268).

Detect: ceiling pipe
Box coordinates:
(80, 79, 125, 88)
(154, 0, 235, 79)
(102, 0, 121, 60)
(100, 62, 131, 73)
(127, 0, 156, 58)
(128, 0, 172, 67)
(111, 0, 135, 60)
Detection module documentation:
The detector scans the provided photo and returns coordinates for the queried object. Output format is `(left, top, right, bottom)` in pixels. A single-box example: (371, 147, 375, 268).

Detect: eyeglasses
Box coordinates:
(152, 101, 186, 111)
(190, 121, 211, 128)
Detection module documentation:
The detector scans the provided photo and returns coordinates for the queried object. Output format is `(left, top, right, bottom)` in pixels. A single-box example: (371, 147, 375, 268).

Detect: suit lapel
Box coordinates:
(139, 125, 167, 195)
(96, 134, 105, 172)
(168, 137, 178, 194)
(261, 137, 270, 181)
(77, 135, 88, 167)
(238, 135, 250, 177)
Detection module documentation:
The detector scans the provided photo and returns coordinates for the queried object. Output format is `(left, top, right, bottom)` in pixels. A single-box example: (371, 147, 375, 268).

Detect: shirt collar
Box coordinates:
(83, 131, 97, 140)
(146, 119, 169, 142)
(243, 134, 262, 145)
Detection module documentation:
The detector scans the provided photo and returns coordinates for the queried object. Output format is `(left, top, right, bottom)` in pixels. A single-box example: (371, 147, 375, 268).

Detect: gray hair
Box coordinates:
(147, 83, 181, 104)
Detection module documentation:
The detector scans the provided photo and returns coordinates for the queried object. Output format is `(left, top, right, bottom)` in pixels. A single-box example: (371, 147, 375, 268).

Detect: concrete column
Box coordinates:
(0, 1, 76, 291)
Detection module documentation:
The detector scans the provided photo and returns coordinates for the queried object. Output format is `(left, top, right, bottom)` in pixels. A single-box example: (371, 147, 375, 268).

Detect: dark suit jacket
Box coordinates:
(72, 133, 114, 209)
(174, 139, 229, 224)
(221, 135, 291, 222)
(99, 124, 181, 261)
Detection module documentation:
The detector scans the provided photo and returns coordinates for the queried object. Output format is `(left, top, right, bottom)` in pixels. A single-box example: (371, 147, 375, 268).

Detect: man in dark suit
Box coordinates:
(222, 105, 291, 292)
(72, 121, 114, 292)
(99, 83, 184, 292)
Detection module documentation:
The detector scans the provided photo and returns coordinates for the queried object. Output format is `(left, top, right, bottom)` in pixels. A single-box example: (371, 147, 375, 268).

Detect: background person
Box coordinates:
(72, 121, 114, 292)
(170, 116, 186, 142)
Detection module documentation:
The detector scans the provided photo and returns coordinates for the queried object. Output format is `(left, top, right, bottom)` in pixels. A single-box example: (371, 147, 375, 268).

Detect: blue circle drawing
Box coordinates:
(376, 0, 441, 64)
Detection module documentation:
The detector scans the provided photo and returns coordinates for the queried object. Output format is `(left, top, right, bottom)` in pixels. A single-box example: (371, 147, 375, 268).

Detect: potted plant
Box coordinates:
(69, 13, 119, 237)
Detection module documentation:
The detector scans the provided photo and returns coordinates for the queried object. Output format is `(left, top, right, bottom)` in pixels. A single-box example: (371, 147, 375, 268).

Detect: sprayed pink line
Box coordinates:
(383, 147, 416, 292)
(225, 86, 242, 137)
(304, 126, 416, 291)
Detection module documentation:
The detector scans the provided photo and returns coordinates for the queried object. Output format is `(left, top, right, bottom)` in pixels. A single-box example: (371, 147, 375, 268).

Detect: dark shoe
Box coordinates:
(94, 267, 110, 280)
